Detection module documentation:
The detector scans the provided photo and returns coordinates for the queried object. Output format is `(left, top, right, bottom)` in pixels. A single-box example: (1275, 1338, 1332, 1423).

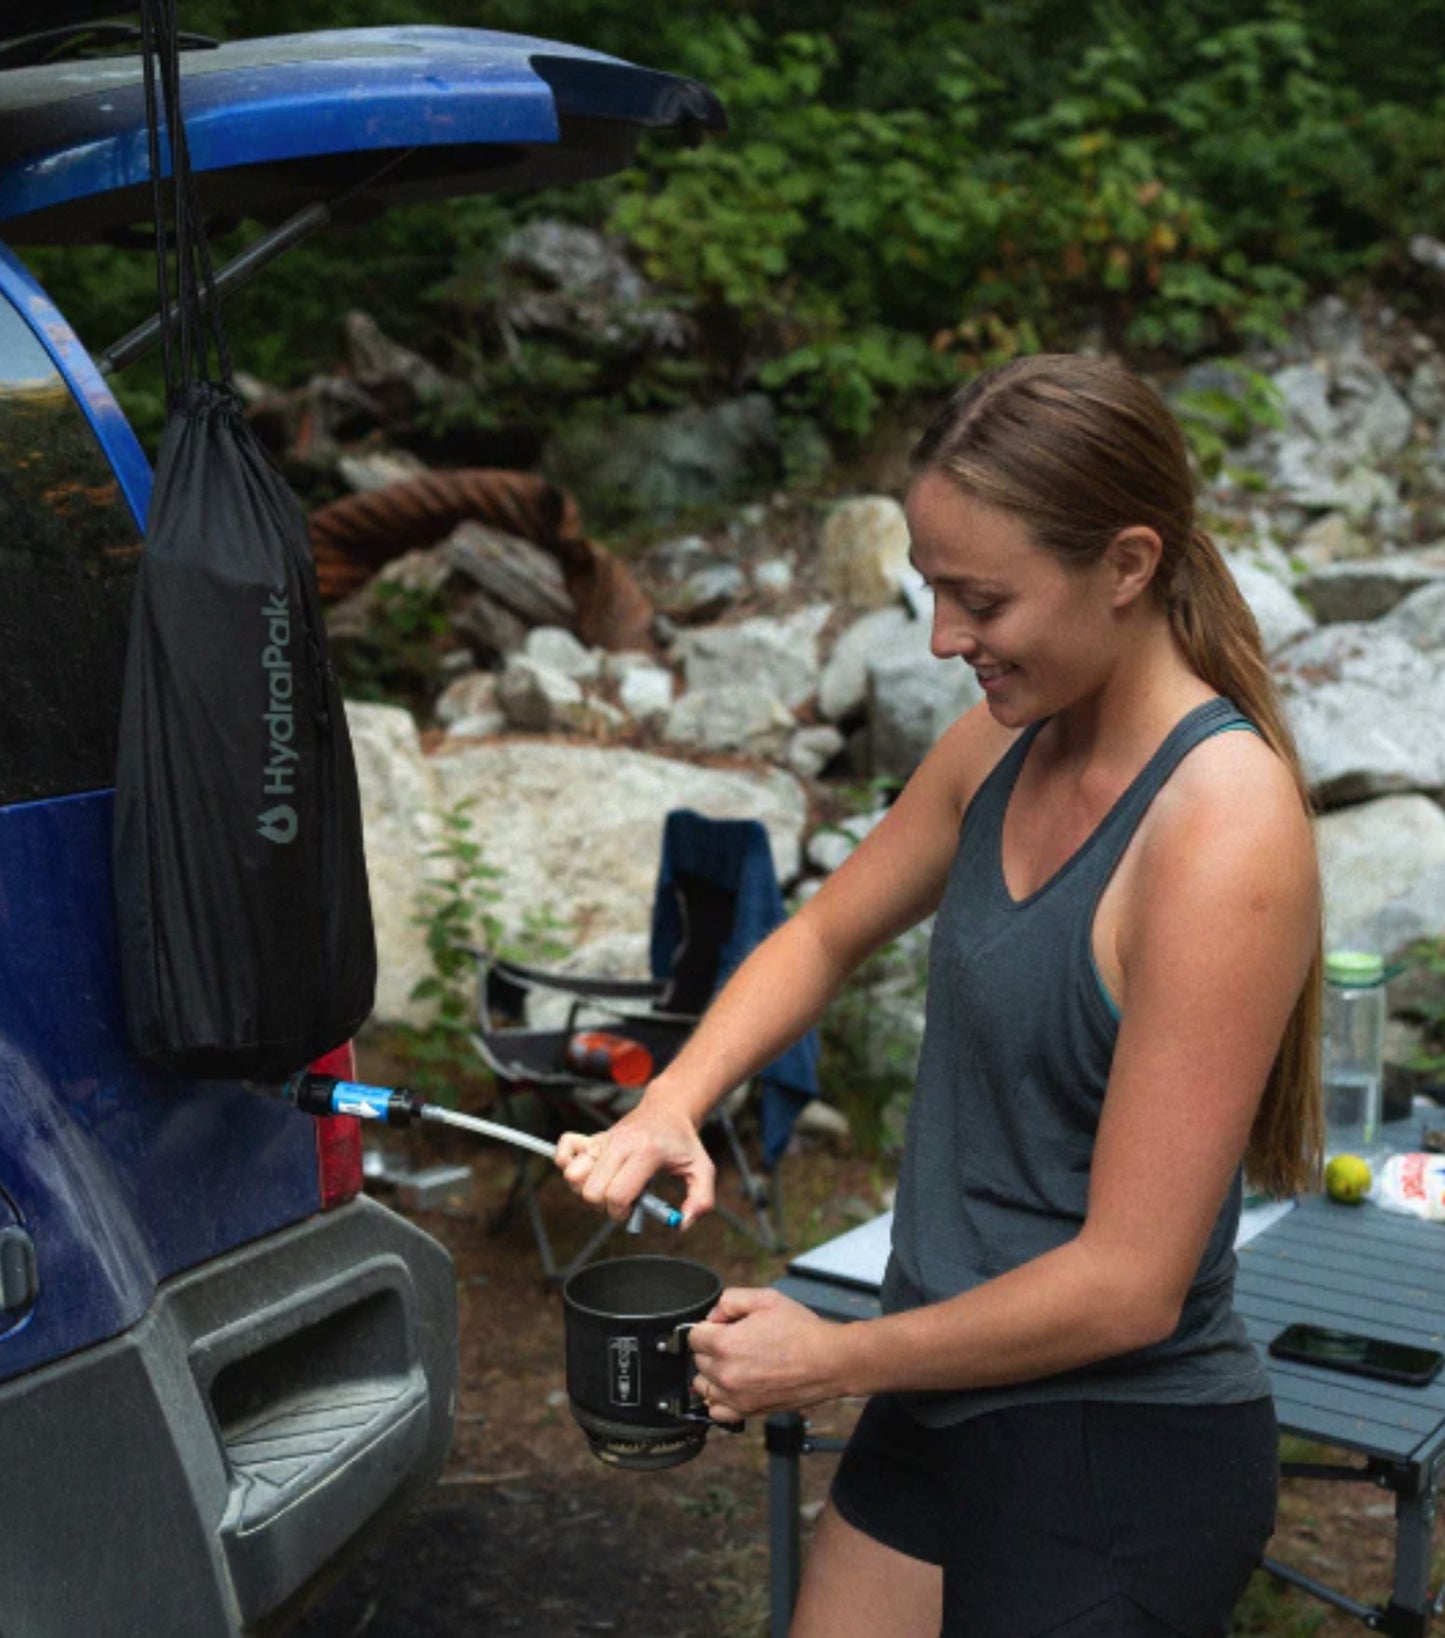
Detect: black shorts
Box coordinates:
(829, 1394, 1278, 1638)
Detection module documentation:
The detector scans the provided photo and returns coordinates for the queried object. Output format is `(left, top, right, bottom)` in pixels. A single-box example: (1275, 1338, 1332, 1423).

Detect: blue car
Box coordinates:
(0, 14, 722, 1636)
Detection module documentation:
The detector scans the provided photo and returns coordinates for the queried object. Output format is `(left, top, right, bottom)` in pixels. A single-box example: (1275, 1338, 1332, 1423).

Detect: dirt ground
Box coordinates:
(291, 1109, 1443, 1638)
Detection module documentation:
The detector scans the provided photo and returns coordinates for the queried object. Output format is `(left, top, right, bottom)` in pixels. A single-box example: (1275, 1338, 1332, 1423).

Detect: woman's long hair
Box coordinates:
(913, 353, 1322, 1197)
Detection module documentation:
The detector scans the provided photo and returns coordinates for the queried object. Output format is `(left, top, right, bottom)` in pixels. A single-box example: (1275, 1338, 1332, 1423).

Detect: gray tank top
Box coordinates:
(882, 696, 1272, 1426)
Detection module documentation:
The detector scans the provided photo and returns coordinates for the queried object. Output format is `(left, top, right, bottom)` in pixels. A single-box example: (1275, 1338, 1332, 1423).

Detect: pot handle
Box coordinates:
(659, 1323, 746, 1433)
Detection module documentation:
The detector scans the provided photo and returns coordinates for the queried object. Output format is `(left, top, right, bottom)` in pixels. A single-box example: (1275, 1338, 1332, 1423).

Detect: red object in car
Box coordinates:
(309, 1042, 363, 1209)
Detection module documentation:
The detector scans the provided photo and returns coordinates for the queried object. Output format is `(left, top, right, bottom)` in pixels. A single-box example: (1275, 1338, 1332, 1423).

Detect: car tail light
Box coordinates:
(308, 1043, 363, 1209)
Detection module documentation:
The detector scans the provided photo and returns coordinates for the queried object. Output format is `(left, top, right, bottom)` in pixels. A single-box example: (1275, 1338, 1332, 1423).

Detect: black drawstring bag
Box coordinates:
(113, 0, 376, 1078)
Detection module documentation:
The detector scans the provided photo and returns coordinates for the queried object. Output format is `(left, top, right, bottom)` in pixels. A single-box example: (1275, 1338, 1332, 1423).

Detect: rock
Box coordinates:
(346, 702, 444, 1025)
(868, 652, 984, 782)
(344, 310, 463, 417)
(1408, 358, 1445, 423)
(751, 558, 795, 599)
(1409, 234, 1445, 279)
(436, 670, 503, 730)
(429, 742, 807, 950)
(497, 657, 585, 731)
(1226, 554, 1316, 653)
(677, 606, 831, 710)
(1298, 553, 1445, 624)
(1315, 795, 1445, 950)
(523, 625, 601, 682)
(786, 725, 846, 780)
(616, 664, 676, 723)
(543, 395, 782, 529)
(795, 1101, 851, 1140)
(1274, 624, 1445, 803)
(1300, 295, 1366, 357)
(819, 496, 912, 609)
(1291, 511, 1370, 568)
(337, 448, 430, 492)
(806, 810, 886, 873)
(819, 606, 925, 722)
(1382, 580, 1445, 651)
(661, 685, 795, 756)
(496, 220, 690, 355)
(643, 535, 748, 621)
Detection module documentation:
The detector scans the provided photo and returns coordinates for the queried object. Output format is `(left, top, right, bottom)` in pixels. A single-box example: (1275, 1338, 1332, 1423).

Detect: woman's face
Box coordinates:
(904, 471, 1122, 727)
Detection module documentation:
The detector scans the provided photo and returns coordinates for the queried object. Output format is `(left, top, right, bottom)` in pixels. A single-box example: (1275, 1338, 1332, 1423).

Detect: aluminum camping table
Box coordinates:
(766, 1192, 1445, 1638)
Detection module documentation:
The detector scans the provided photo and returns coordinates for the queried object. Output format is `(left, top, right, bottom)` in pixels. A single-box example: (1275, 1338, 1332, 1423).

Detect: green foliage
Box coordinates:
(398, 798, 566, 1104)
(1172, 364, 1285, 481)
(1401, 937, 1445, 1082)
(328, 580, 453, 716)
(24, 0, 1445, 461)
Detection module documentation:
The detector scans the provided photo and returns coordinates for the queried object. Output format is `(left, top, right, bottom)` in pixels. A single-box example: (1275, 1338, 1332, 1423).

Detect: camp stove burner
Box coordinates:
(568, 1403, 710, 1471)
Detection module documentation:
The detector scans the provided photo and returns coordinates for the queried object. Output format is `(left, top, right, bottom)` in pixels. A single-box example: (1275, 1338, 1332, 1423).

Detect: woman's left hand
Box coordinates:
(687, 1287, 844, 1420)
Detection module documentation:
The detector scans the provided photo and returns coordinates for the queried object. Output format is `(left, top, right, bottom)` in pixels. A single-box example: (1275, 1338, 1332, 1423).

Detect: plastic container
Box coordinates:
(1322, 949, 1386, 1161)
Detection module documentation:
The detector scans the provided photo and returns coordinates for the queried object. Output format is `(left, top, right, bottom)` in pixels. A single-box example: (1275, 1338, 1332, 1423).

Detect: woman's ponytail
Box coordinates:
(1168, 529, 1324, 1198)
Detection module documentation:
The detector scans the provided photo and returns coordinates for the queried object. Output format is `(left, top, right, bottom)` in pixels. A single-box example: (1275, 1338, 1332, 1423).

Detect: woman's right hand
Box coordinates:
(555, 1094, 715, 1227)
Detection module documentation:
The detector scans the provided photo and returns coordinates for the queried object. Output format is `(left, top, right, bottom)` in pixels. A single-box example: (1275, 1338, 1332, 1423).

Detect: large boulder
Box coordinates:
(1315, 794, 1445, 952)
(347, 702, 444, 1025)
(1274, 625, 1445, 804)
(430, 740, 807, 952)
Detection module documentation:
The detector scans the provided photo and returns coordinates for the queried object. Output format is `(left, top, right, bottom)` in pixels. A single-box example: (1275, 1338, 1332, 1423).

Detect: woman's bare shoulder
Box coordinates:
(1140, 724, 1317, 896)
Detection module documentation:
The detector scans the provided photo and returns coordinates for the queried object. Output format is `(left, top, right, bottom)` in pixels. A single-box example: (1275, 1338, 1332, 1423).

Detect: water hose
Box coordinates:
(283, 1070, 684, 1230)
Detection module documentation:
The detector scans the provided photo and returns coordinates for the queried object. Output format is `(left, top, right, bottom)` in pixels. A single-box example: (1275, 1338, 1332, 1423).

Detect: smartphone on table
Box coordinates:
(1268, 1323, 1445, 1387)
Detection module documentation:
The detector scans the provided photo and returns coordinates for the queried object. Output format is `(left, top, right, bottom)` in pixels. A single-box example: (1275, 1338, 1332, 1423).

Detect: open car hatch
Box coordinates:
(0, 25, 726, 245)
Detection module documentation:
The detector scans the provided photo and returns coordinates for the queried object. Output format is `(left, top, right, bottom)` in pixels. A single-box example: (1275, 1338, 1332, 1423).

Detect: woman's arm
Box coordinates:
(690, 731, 1320, 1413)
(558, 703, 1016, 1224)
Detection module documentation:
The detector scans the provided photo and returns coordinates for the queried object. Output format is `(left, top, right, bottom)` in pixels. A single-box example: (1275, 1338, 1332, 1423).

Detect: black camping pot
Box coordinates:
(562, 1255, 737, 1470)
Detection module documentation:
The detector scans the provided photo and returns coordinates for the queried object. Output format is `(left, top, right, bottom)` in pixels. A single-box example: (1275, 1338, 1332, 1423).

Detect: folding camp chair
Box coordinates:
(467, 809, 819, 1284)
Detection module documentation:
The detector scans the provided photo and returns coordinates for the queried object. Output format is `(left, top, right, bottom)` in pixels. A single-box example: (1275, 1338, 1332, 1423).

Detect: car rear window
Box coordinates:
(0, 291, 138, 807)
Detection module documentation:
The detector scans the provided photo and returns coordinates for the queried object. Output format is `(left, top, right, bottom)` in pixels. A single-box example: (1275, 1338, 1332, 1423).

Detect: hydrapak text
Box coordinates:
(259, 592, 298, 844)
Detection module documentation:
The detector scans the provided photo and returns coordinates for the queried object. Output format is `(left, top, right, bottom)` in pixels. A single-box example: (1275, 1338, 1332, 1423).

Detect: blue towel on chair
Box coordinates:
(649, 809, 819, 1168)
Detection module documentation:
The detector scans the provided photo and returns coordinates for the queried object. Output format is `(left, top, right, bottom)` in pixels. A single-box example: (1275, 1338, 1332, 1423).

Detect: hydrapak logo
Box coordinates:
(259, 591, 298, 845)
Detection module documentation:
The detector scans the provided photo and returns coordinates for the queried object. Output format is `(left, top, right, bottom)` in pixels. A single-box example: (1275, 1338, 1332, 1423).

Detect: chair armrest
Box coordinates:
(460, 947, 667, 1005)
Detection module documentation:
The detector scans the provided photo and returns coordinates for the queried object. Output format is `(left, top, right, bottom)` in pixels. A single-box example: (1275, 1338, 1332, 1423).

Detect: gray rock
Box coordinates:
(1226, 554, 1316, 652)
(806, 810, 886, 873)
(543, 395, 782, 528)
(497, 657, 584, 731)
(497, 220, 690, 354)
(751, 558, 795, 599)
(523, 625, 601, 682)
(1291, 511, 1371, 568)
(1408, 358, 1445, 423)
(431, 741, 808, 941)
(436, 670, 502, 729)
(868, 654, 984, 782)
(1275, 625, 1445, 802)
(1300, 295, 1366, 357)
(819, 606, 924, 722)
(661, 685, 795, 756)
(677, 606, 831, 710)
(1298, 554, 1445, 625)
(1316, 794, 1445, 950)
(345, 702, 444, 1025)
(1383, 580, 1445, 651)
(1409, 234, 1445, 278)
(617, 664, 675, 723)
(786, 725, 846, 780)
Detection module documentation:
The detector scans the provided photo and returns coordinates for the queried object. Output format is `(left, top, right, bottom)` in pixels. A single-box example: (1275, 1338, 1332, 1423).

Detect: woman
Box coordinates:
(558, 353, 1323, 1638)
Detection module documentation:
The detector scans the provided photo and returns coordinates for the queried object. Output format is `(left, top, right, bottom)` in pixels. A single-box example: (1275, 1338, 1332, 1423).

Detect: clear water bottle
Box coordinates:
(1322, 949, 1386, 1160)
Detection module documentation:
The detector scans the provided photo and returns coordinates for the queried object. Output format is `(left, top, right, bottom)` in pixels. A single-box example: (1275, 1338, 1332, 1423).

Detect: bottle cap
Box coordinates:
(1325, 949, 1386, 986)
